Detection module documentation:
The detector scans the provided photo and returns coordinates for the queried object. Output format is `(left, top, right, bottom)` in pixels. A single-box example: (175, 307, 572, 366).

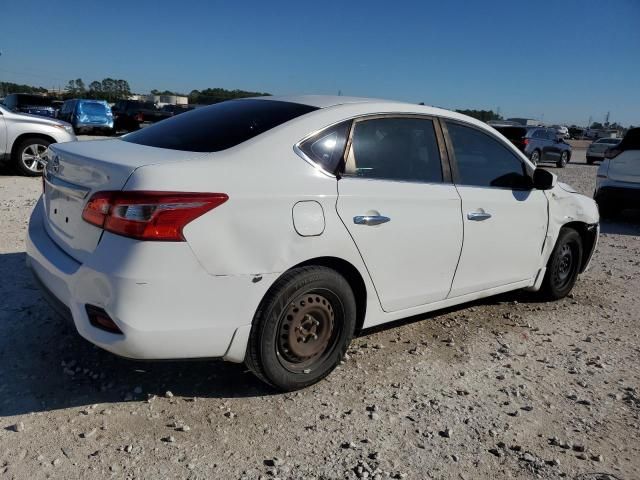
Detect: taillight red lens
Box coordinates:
(135, 113, 144, 122)
(82, 191, 228, 241)
(522, 138, 530, 146)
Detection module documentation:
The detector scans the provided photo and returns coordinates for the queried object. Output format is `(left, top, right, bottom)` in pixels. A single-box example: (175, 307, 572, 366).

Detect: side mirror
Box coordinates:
(533, 168, 557, 190)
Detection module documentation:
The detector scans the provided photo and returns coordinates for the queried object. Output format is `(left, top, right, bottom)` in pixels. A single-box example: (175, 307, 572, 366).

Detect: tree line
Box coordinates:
(64, 78, 133, 102)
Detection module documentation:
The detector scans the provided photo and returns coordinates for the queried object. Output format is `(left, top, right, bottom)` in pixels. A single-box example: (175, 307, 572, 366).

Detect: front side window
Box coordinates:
(343, 117, 443, 183)
(123, 99, 318, 152)
(446, 122, 530, 189)
(298, 121, 351, 174)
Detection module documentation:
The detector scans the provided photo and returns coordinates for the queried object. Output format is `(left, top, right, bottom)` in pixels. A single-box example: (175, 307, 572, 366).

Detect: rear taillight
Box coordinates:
(604, 148, 621, 159)
(522, 138, 530, 146)
(135, 113, 144, 122)
(82, 191, 228, 241)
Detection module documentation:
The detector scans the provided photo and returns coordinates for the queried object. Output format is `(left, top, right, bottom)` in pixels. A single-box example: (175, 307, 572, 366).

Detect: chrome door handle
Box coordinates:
(467, 211, 492, 221)
(353, 215, 391, 226)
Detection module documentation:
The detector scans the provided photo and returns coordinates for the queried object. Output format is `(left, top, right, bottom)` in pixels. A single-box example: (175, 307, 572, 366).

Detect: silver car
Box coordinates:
(0, 104, 76, 176)
(586, 137, 621, 165)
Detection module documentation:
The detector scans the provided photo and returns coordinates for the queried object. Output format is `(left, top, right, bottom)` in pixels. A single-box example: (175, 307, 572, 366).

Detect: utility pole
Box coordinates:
(605, 111, 610, 126)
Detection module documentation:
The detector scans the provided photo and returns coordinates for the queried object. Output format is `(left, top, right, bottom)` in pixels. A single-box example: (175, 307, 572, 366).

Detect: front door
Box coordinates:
(336, 116, 463, 312)
(444, 121, 548, 297)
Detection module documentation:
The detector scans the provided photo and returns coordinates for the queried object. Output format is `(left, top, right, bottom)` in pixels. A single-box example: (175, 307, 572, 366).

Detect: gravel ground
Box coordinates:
(1, 142, 639, 480)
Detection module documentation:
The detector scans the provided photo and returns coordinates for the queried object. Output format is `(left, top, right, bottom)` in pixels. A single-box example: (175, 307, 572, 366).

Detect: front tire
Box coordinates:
(246, 266, 356, 391)
(13, 137, 51, 176)
(541, 228, 583, 300)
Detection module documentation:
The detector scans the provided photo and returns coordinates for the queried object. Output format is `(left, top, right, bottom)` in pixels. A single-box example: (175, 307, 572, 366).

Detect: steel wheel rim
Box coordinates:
(531, 151, 539, 163)
(21, 144, 48, 172)
(276, 289, 341, 373)
(553, 241, 577, 289)
(561, 152, 568, 164)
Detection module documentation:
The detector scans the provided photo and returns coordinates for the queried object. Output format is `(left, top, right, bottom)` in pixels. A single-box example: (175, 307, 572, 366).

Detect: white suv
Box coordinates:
(595, 128, 640, 217)
(0, 103, 76, 175)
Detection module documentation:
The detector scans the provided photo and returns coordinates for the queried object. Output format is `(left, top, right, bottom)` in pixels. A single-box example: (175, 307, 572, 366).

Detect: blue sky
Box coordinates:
(2, 0, 639, 126)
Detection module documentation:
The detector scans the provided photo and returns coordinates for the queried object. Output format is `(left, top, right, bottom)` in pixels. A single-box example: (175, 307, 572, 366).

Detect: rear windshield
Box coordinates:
(123, 99, 318, 152)
(596, 138, 620, 144)
(494, 126, 527, 140)
(79, 102, 109, 116)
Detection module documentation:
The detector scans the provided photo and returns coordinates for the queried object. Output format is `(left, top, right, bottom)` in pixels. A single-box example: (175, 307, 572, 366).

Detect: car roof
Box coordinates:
(246, 94, 498, 130)
(252, 95, 397, 109)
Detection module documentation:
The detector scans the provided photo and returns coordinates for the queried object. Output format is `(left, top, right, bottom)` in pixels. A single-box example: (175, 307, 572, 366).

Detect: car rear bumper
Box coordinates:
(594, 184, 640, 206)
(26, 198, 277, 361)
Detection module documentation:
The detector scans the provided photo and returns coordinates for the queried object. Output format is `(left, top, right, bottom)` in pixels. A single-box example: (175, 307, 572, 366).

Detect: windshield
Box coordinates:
(123, 99, 318, 152)
(596, 138, 620, 144)
(79, 102, 109, 116)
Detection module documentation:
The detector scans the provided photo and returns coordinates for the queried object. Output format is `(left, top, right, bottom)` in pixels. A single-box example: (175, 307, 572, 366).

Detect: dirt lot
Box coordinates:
(1, 142, 639, 480)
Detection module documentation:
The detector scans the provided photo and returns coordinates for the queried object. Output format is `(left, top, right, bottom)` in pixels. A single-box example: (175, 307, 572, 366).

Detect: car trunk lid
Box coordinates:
(43, 139, 207, 263)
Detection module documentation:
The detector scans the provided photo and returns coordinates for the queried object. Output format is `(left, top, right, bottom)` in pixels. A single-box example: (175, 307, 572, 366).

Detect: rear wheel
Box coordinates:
(541, 228, 583, 300)
(530, 149, 541, 165)
(13, 137, 51, 176)
(586, 156, 595, 165)
(246, 266, 356, 391)
(556, 151, 569, 168)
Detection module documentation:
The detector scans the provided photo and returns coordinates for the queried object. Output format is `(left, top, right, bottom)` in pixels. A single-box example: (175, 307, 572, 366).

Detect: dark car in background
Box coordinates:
(161, 104, 194, 116)
(2, 93, 58, 118)
(111, 100, 172, 132)
(492, 125, 572, 168)
(58, 99, 114, 134)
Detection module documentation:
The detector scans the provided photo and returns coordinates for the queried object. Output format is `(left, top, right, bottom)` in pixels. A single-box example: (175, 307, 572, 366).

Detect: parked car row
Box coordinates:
(1, 93, 191, 135)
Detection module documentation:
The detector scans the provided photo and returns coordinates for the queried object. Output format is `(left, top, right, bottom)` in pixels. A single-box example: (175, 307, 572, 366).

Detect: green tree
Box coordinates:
(590, 122, 604, 130)
(75, 78, 86, 93)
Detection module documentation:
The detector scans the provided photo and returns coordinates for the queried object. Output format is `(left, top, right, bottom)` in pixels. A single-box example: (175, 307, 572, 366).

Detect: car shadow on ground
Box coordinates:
(600, 209, 640, 236)
(2, 207, 639, 417)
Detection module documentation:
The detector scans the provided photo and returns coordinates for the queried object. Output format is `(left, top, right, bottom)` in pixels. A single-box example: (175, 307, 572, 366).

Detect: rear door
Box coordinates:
(544, 129, 561, 159)
(608, 150, 640, 183)
(444, 121, 548, 297)
(336, 116, 463, 312)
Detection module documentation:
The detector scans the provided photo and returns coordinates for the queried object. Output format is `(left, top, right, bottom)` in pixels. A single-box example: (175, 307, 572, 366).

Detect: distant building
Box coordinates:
(507, 117, 544, 126)
(129, 94, 188, 106)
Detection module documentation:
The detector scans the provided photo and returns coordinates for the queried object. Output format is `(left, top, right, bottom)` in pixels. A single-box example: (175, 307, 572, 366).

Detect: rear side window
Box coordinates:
(298, 121, 351, 174)
(123, 99, 318, 152)
(446, 122, 530, 189)
(344, 117, 443, 183)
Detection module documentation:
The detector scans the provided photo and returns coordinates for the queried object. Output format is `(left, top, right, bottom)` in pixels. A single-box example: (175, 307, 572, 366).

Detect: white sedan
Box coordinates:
(26, 96, 599, 390)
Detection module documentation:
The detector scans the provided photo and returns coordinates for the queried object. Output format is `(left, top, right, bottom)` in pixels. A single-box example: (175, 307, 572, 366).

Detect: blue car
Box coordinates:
(58, 99, 114, 134)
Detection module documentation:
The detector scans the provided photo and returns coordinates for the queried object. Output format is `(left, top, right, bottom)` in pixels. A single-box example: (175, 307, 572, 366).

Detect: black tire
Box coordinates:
(541, 228, 583, 300)
(13, 136, 51, 176)
(556, 151, 569, 168)
(246, 266, 356, 391)
(586, 156, 595, 165)
(530, 149, 541, 165)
